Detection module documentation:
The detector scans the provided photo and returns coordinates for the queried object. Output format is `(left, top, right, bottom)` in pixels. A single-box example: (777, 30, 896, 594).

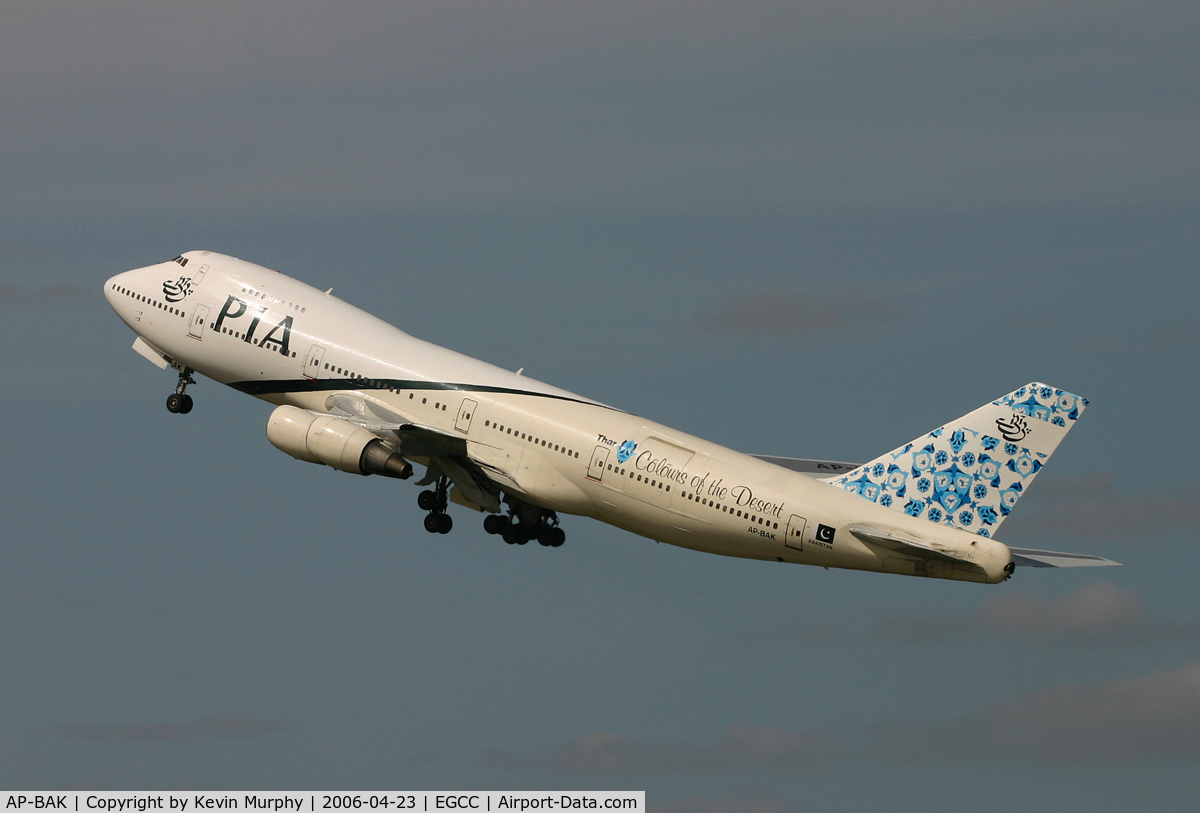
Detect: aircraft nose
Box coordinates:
(104, 265, 158, 323)
(104, 269, 136, 310)
(104, 272, 121, 307)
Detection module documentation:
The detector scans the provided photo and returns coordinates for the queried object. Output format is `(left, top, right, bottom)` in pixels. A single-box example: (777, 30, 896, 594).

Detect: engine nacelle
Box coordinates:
(266, 405, 412, 479)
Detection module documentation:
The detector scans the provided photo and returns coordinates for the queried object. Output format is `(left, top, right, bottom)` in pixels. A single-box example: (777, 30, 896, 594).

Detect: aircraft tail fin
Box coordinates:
(821, 383, 1088, 537)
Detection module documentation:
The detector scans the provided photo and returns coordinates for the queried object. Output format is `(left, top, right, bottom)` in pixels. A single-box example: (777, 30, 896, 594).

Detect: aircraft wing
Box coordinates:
(752, 454, 861, 476)
(1008, 547, 1122, 568)
(326, 393, 507, 510)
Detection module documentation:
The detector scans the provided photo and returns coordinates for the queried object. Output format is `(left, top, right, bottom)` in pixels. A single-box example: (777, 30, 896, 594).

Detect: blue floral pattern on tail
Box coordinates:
(825, 382, 1087, 535)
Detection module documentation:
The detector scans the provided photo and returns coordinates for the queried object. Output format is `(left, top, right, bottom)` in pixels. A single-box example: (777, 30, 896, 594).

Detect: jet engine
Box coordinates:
(266, 404, 412, 479)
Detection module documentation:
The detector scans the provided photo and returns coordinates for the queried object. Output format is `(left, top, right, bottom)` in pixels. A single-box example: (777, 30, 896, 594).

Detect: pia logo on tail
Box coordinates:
(995, 413, 1031, 442)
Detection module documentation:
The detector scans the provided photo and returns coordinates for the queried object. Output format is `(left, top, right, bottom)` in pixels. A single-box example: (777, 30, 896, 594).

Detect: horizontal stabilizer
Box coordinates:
(848, 522, 984, 572)
(753, 455, 860, 476)
(1008, 547, 1122, 568)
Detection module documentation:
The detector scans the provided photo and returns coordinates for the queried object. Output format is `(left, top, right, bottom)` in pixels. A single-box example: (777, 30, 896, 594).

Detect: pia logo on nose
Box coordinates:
(162, 276, 193, 302)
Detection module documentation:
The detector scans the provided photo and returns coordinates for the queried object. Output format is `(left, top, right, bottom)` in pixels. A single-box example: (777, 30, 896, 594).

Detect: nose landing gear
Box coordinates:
(166, 367, 196, 414)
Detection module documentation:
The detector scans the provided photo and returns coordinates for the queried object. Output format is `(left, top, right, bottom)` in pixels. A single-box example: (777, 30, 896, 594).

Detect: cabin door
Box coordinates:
(784, 514, 808, 551)
(304, 345, 326, 379)
(188, 304, 210, 339)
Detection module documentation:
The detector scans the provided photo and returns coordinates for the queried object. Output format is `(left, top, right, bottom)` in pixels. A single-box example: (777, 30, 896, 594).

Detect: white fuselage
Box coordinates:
(105, 251, 1012, 584)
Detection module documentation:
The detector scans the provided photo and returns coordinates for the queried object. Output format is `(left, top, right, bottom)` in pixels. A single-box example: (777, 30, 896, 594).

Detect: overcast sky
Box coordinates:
(2, 2, 1199, 810)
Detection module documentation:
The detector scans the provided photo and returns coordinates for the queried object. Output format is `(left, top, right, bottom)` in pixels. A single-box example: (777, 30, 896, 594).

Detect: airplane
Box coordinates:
(104, 251, 1119, 585)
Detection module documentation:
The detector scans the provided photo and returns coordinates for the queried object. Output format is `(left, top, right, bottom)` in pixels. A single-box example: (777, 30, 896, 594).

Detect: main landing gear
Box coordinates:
(166, 367, 196, 414)
(483, 507, 565, 547)
(418, 476, 453, 534)
(413, 477, 565, 547)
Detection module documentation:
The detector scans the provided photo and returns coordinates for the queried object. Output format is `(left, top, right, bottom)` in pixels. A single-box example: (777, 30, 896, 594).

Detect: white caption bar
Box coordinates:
(2, 794, 644, 813)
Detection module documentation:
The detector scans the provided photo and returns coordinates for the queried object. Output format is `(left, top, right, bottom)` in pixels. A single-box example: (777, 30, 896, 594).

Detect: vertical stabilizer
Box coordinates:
(822, 383, 1087, 536)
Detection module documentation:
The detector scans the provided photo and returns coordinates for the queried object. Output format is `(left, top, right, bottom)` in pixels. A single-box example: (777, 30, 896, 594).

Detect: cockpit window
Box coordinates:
(169, 255, 189, 267)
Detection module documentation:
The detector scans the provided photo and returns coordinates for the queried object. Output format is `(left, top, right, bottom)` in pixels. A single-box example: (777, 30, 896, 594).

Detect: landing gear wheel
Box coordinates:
(483, 514, 509, 535)
(548, 527, 566, 547)
(417, 490, 438, 511)
(167, 366, 197, 413)
(436, 513, 453, 534)
(423, 513, 442, 533)
(166, 393, 193, 414)
(503, 525, 526, 545)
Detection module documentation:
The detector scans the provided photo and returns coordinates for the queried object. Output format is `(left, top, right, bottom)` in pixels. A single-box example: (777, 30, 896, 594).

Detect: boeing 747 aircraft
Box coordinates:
(105, 251, 1118, 584)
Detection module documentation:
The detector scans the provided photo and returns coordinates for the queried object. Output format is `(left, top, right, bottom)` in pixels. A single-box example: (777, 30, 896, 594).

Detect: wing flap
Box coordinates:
(132, 336, 171, 369)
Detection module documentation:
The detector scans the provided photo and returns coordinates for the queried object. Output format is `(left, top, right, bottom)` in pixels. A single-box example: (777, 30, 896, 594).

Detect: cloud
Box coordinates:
(63, 714, 287, 742)
(699, 290, 898, 335)
(4, 2, 1197, 217)
(721, 582, 1200, 648)
(481, 724, 840, 775)
(489, 664, 1200, 774)
(1067, 336, 1127, 355)
(872, 663, 1200, 765)
(1022, 471, 1116, 502)
(714, 622, 845, 649)
(0, 283, 94, 304)
(0, 580, 181, 617)
(878, 581, 1200, 644)
(1013, 472, 1200, 539)
(1068, 329, 1195, 356)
